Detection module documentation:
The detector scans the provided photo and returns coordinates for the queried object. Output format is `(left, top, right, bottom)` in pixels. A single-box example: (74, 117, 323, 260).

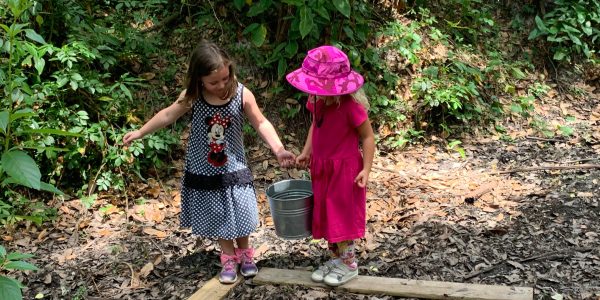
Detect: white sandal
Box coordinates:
(311, 259, 340, 282)
(323, 263, 358, 286)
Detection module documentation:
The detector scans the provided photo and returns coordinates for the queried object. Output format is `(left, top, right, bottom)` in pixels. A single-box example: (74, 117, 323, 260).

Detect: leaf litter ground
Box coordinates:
(3, 92, 599, 299)
(3, 20, 600, 299)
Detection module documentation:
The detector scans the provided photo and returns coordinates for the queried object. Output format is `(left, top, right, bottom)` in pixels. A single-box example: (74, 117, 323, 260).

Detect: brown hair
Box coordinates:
(179, 40, 238, 107)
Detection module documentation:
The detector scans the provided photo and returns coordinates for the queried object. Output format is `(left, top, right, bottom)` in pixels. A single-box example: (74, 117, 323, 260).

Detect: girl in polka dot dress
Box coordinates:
(123, 40, 295, 284)
(286, 46, 375, 286)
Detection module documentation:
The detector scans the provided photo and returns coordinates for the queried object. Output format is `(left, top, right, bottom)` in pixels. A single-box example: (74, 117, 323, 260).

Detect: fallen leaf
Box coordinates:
(139, 262, 154, 278)
(143, 228, 167, 238)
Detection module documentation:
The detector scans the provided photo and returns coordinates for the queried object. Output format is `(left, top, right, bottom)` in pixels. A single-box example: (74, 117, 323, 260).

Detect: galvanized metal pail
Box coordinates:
(265, 179, 313, 239)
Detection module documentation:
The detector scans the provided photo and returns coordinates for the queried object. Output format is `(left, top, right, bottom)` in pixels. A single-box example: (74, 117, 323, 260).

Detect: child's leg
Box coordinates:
(322, 240, 358, 286)
(217, 239, 238, 284)
(218, 239, 236, 255)
(311, 241, 341, 282)
(234, 235, 258, 277)
(327, 241, 340, 259)
(336, 240, 357, 269)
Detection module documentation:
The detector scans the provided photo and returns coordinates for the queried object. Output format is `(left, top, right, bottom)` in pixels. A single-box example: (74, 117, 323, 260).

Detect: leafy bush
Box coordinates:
(0, 244, 38, 300)
(529, 0, 600, 61)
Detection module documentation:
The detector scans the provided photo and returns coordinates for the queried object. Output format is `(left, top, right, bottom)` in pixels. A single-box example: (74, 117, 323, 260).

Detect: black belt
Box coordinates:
(183, 168, 253, 190)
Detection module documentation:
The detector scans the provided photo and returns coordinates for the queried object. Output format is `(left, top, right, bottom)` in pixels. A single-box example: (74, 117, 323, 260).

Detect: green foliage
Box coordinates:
(414, 0, 496, 44)
(0, 0, 180, 222)
(232, 0, 375, 79)
(411, 58, 484, 131)
(529, 0, 600, 61)
(0, 244, 38, 300)
(0, 0, 69, 195)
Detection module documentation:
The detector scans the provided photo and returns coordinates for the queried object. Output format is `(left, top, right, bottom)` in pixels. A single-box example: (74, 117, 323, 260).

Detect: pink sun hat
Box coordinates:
(286, 45, 364, 96)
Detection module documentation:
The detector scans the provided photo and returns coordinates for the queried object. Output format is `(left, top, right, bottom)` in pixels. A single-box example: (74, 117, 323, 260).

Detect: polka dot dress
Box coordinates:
(180, 83, 258, 239)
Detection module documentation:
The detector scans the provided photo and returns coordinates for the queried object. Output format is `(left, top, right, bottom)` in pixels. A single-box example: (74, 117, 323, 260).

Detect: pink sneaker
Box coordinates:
(219, 253, 239, 284)
(235, 248, 258, 277)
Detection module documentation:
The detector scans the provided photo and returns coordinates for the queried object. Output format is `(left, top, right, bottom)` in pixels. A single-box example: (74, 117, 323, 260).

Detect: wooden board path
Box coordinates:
(187, 276, 242, 300)
(253, 268, 534, 300)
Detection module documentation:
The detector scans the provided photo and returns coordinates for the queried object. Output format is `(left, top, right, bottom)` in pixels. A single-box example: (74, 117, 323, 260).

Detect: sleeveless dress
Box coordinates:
(307, 96, 368, 243)
(180, 83, 258, 239)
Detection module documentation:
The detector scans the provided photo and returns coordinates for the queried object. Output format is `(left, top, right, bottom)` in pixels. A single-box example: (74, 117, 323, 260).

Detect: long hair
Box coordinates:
(179, 40, 238, 107)
(310, 88, 370, 111)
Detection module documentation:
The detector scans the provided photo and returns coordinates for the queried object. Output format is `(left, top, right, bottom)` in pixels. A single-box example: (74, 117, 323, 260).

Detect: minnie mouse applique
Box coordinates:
(205, 113, 231, 167)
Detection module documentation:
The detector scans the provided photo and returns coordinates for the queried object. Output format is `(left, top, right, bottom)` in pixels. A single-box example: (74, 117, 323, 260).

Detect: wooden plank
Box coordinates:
(187, 276, 242, 300)
(254, 268, 533, 300)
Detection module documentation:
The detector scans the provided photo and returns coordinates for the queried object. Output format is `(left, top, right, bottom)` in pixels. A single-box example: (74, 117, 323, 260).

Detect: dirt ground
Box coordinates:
(6, 93, 599, 299)
(4, 36, 600, 299)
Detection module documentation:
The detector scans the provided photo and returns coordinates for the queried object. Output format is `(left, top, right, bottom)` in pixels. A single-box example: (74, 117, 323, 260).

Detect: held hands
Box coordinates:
(275, 148, 296, 168)
(123, 130, 143, 146)
(295, 151, 310, 169)
(354, 169, 370, 188)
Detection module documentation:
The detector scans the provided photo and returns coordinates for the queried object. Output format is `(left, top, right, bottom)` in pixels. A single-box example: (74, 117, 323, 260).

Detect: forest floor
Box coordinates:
(4, 77, 599, 299)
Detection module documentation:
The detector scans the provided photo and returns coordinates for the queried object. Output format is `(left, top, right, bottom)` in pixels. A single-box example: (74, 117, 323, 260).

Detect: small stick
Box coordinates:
(498, 164, 600, 174)
(463, 182, 496, 204)
(464, 247, 593, 280)
(463, 260, 506, 280)
(525, 136, 564, 142)
(544, 157, 599, 164)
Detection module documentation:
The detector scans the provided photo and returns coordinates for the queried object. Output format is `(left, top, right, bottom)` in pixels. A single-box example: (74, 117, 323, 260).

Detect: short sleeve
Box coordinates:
(305, 95, 315, 113)
(346, 97, 368, 128)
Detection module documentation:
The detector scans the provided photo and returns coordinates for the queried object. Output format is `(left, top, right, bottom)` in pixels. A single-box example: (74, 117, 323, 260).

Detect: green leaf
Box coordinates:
(247, 0, 272, 17)
(0, 276, 22, 300)
(24, 29, 45, 44)
(40, 181, 64, 195)
(299, 7, 314, 38)
(558, 125, 574, 136)
(0, 245, 6, 257)
(33, 57, 45, 75)
(233, 0, 245, 10)
(343, 25, 354, 40)
(284, 41, 298, 58)
(71, 73, 83, 81)
(534, 15, 548, 33)
(250, 24, 267, 47)
(314, 5, 330, 20)
(528, 28, 540, 40)
(511, 67, 526, 79)
(4, 261, 38, 271)
(582, 23, 592, 35)
(10, 109, 35, 122)
(0, 110, 9, 134)
(6, 252, 34, 261)
(242, 23, 259, 35)
(333, 0, 351, 18)
(1, 150, 41, 190)
(277, 58, 287, 79)
(19, 129, 83, 137)
(553, 50, 567, 61)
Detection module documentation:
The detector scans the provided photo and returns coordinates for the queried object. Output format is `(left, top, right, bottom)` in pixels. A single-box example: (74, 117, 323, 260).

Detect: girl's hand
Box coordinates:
(354, 169, 370, 188)
(296, 152, 311, 169)
(275, 149, 296, 168)
(123, 130, 143, 146)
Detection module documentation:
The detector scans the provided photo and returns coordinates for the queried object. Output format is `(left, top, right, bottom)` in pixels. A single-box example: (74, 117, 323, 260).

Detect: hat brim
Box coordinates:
(286, 68, 364, 96)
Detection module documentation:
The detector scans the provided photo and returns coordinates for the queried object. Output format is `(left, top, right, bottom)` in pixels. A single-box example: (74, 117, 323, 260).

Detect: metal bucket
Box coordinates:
(265, 179, 313, 240)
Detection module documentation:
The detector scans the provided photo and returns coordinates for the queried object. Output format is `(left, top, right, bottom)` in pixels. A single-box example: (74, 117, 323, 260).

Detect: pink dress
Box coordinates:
(307, 95, 367, 243)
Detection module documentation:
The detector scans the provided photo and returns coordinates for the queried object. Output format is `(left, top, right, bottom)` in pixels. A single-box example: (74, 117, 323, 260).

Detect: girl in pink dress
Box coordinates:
(286, 45, 375, 286)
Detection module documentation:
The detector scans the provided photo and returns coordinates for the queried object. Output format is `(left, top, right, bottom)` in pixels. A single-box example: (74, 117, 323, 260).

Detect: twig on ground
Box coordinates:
(518, 247, 593, 263)
(525, 136, 564, 142)
(463, 182, 497, 204)
(463, 260, 506, 280)
(544, 157, 600, 164)
(498, 164, 600, 174)
(463, 247, 593, 280)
